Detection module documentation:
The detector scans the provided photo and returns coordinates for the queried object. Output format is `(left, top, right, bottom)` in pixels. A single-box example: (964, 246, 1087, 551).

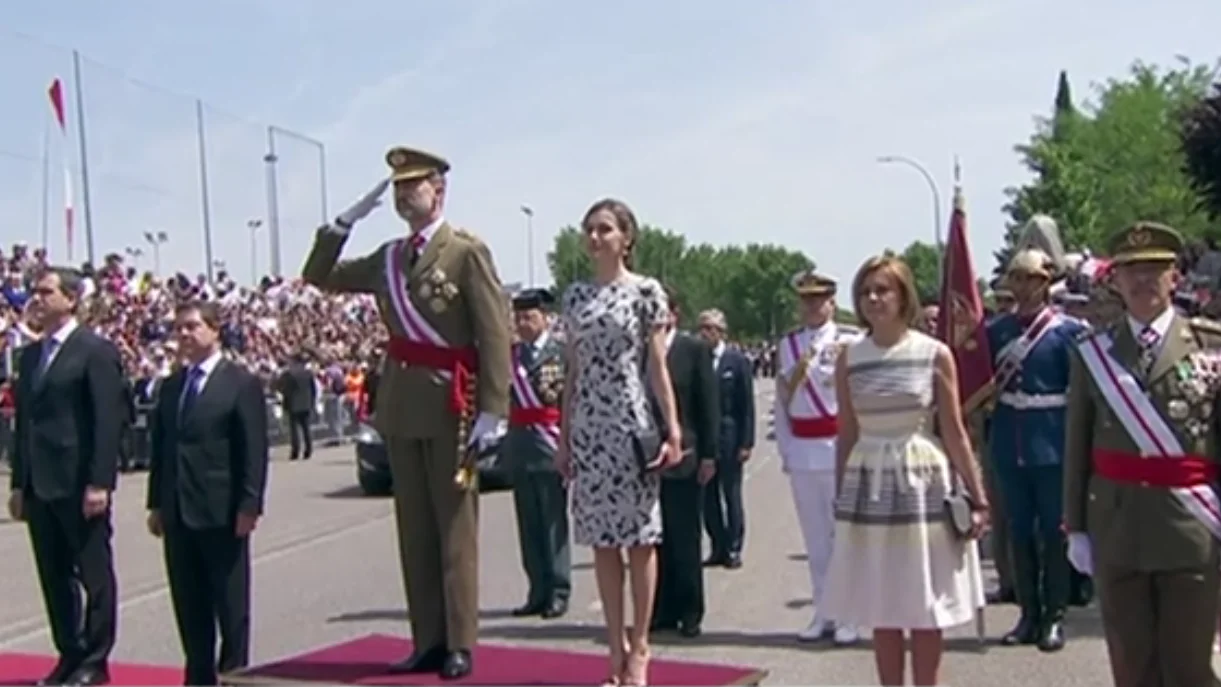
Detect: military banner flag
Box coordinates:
(935, 184, 994, 413)
(47, 77, 74, 261)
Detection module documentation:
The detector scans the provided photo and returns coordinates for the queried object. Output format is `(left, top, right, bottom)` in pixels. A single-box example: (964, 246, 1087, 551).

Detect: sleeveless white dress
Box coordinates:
(820, 330, 985, 630)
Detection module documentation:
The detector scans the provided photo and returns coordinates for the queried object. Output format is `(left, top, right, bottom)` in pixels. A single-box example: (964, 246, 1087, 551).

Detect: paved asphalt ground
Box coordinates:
(0, 386, 1214, 685)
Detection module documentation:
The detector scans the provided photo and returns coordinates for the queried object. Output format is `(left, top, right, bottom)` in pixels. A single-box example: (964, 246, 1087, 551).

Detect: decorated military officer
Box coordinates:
(505, 287, 572, 620)
(1065, 221, 1221, 687)
(774, 268, 861, 645)
(985, 246, 1086, 652)
(301, 146, 511, 680)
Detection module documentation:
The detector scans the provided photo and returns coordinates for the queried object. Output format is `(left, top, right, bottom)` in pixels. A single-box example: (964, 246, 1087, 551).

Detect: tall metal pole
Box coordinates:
(247, 219, 263, 286)
(263, 126, 282, 277)
(195, 99, 216, 282)
(318, 143, 329, 223)
(520, 204, 535, 286)
(39, 123, 50, 251)
(877, 154, 944, 271)
(71, 50, 97, 265)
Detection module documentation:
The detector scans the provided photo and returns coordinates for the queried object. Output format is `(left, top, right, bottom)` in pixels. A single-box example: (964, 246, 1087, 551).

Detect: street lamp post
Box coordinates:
(876, 155, 944, 264)
(124, 246, 144, 269)
(520, 204, 535, 286)
(142, 230, 168, 275)
(247, 219, 264, 286)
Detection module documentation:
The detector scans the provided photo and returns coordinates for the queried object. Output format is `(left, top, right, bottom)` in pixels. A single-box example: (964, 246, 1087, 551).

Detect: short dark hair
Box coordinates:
(175, 300, 222, 331)
(35, 266, 84, 302)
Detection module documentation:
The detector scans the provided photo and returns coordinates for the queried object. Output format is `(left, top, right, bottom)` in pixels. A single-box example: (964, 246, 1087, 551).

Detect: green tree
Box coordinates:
(1181, 81, 1221, 221)
(999, 60, 1217, 274)
(545, 227, 812, 340)
(899, 240, 941, 303)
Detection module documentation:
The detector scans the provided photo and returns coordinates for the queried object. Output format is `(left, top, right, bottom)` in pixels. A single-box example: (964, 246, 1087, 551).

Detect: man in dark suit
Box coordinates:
(146, 300, 269, 686)
(274, 352, 315, 460)
(651, 287, 719, 638)
(7, 266, 124, 686)
(696, 309, 754, 569)
(505, 289, 571, 619)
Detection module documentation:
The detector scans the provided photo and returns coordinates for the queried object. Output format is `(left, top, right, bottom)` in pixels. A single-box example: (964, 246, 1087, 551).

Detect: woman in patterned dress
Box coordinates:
(558, 198, 683, 686)
(820, 255, 990, 686)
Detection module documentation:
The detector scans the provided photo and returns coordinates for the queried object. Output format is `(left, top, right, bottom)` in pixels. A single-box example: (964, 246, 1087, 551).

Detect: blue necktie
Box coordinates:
(38, 338, 59, 374)
(179, 367, 204, 420)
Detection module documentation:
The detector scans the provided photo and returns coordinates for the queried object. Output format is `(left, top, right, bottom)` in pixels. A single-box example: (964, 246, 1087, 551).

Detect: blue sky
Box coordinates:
(2, 0, 1219, 288)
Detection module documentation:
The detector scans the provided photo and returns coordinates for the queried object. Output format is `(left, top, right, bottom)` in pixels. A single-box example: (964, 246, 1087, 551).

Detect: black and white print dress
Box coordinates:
(562, 275, 669, 548)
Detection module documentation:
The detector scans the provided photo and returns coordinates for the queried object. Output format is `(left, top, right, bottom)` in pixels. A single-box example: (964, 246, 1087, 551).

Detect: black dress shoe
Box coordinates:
(541, 598, 568, 619)
(387, 646, 447, 674)
(1000, 612, 1041, 646)
(703, 553, 729, 567)
(678, 620, 702, 638)
(649, 617, 678, 632)
(1037, 620, 1066, 652)
(37, 658, 78, 686)
(511, 600, 545, 617)
(440, 650, 472, 680)
(64, 666, 109, 686)
(724, 554, 743, 569)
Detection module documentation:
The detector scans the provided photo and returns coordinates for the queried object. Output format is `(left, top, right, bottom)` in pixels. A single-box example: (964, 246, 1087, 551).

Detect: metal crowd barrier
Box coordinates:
(263, 392, 362, 449)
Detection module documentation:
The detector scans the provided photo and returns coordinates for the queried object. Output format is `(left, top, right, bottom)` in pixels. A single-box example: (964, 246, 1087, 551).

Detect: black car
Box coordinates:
(353, 423, 513, 496)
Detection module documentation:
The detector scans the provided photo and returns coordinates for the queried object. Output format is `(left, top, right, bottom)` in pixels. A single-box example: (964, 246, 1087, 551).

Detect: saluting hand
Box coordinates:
(334, 178, 390, 229)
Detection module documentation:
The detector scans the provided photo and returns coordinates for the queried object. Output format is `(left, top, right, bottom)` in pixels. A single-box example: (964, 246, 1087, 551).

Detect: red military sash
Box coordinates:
(1077, 332, 1221, 540)
(508, 347, 560, 451)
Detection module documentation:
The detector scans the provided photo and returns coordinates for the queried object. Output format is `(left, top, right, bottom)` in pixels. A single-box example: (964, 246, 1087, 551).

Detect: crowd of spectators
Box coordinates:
(0, 244, 387, 398)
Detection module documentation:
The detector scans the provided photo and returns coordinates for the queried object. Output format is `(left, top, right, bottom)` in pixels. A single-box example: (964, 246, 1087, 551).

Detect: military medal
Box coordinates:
(419, 283, 433, 299)
(430, 297, 447, 313)
(1167, 399, 1190, 420)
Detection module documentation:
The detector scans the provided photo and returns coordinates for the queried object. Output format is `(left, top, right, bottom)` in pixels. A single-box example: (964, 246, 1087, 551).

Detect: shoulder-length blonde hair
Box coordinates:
(851, 254, 922, 331)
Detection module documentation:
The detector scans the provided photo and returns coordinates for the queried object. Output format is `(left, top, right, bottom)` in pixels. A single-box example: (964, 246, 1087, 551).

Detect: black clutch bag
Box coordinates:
(631, 427, 665, 474)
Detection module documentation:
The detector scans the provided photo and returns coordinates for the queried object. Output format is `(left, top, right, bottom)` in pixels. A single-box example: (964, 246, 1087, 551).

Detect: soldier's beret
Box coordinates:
(1107, 221, 1183, 265)
(385, 146, 451, 182)
(791, 269, 836, 296)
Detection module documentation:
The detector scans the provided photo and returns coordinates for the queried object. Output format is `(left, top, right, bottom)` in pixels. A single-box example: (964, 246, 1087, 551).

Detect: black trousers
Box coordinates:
(704, 457, 745, 557)
(287, 411, 311, 459)
(164, 515, 251, 686)
(25, 495, 117, 670)
(655, 476, 705, 626)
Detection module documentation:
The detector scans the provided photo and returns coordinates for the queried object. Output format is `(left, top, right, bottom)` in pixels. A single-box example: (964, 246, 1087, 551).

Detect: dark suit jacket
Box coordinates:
(655, 332, 719, 476)
(715, 347, 755, 461)
(275, 363, 315, 414)
(10, 326, 125, 500)
(147, 358, 270, 530)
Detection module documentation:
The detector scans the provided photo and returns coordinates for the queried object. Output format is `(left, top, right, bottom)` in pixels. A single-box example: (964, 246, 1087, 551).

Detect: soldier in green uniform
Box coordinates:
(301, 146, 511, 680)
(505, 288, 572, 620)
(1064, 221, 1221, 687)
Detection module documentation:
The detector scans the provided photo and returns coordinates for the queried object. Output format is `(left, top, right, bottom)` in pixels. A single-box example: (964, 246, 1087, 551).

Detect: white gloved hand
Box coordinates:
(1066, 532, 1093, 576)
(468, 412, 507, 449)
(334, 178, 390, 229)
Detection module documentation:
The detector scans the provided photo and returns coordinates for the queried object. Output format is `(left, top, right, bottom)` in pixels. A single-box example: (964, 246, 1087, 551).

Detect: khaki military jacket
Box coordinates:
(1064, 312, 1221, 571)
(301, 223, 510, 439)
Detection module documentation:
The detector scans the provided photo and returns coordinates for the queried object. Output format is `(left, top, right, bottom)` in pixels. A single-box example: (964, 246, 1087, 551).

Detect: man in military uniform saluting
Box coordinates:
(301, 147, 511, 680)
(1064, 222, 1221, 687)
(505, 288, 571, 620)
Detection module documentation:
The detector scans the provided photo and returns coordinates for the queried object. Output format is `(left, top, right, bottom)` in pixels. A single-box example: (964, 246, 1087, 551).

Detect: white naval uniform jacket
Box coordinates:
(774, 322, 862, 472)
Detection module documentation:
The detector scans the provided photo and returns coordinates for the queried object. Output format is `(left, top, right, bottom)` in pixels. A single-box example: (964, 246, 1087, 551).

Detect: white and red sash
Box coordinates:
(384, 238, 452, 381)
(994, 307, 1057, 390)
(509, 350, 560, 451)
(784, 331, 837, 438)
(1077, 332, 1221, 540)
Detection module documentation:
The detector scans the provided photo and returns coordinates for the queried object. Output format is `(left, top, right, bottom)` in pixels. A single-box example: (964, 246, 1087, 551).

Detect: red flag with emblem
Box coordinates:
(934, 184, 994, 413)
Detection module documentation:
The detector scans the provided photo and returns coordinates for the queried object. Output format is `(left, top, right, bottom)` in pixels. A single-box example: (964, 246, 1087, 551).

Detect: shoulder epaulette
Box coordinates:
(1190, 316, 1221, 335)
(1073, 327, 1099, 343)
(452, 227, 478, 242)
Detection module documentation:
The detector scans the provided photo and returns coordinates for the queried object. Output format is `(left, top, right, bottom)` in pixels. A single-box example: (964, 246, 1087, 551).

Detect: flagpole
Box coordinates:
(40, 122, 50, 251)
(195, 99, 216, 282)
(71, 50, 96, 265)
(263, 126, 282, 277)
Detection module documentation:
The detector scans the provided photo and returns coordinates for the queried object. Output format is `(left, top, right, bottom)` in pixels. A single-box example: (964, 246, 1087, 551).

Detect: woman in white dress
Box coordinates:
(820, 255, 990, 686)
(558, 198, 683, 686)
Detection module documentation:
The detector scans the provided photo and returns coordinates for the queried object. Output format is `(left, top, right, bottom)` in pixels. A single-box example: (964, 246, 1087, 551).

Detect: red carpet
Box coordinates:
(227, 634, 767, 685)
(0, 652, 184, 685)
